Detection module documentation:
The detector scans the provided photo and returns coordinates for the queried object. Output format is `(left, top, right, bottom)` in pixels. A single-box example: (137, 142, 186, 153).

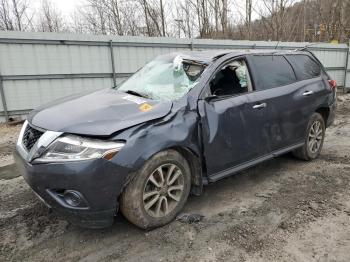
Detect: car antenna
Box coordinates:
(274, 41, 280, 49)
(271, 41, 281, 57)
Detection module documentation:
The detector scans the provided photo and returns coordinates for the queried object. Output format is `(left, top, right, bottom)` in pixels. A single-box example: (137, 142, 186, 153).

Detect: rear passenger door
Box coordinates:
(247, 55, 309, 151)
(284, 54, 331, 135)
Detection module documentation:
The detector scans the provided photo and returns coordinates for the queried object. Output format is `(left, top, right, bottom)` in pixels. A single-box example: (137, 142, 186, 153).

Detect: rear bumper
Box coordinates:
(14, 149, 131, 228)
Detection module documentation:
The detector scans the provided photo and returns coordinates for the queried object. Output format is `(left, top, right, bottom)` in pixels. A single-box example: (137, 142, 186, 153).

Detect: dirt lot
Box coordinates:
(1, 93, 350, 262)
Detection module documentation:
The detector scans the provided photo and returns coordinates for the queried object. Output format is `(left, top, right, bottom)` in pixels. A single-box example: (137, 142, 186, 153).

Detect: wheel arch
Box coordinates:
(315, 107, 330, 126)
(169, 146, 204, 196)
(119, 145, 205, 199)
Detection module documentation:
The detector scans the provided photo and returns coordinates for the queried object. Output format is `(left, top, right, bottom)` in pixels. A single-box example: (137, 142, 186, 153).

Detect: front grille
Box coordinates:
(22, 124, 44, 151)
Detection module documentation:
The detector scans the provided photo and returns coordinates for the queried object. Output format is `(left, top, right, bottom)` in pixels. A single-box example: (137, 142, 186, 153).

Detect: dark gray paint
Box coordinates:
(28, 89, 173, 136)
(15, 50, 336, 228)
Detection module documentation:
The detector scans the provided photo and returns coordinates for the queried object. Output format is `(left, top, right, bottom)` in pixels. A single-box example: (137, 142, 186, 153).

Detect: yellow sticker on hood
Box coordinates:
(139, 103, 153, 112)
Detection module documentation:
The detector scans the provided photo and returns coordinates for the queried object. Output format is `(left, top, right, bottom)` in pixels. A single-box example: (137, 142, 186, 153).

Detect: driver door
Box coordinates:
(198, 57, 271, 181)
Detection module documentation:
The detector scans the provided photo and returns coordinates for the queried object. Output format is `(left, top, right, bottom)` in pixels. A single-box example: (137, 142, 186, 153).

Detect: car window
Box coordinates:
(286, 54, 321, 80)
(117, 55, 205, 102)
(209, 59, 253, 97)
(250, 55, 297, 90)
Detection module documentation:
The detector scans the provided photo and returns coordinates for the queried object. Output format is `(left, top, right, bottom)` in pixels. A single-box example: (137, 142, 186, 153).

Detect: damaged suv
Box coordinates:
(15, 50, 336, 229)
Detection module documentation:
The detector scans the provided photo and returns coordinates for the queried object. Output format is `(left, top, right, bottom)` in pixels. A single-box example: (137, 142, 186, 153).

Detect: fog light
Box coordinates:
(63, 190, 82, 207)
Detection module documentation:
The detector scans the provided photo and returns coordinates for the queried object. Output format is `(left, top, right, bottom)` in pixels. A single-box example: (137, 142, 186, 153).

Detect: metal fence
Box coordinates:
(0, 31, 349, 122)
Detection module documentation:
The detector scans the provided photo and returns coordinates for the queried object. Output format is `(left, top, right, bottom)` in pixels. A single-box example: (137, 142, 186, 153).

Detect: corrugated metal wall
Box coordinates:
(0, 31, 348, 122)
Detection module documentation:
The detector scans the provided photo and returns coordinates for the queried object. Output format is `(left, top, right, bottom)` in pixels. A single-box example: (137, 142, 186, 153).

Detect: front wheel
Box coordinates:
(293, 112, 325, 161)
(120, 150, 191, 229)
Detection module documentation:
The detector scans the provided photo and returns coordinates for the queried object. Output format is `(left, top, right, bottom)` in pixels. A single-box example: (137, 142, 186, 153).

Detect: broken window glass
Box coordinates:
(117, 56, 205, 102)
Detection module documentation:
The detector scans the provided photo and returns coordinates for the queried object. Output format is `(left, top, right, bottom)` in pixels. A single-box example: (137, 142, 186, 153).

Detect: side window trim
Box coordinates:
(282, 55, 298, 80)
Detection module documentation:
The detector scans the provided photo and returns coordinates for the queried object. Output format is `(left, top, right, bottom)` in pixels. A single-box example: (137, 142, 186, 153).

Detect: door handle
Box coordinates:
(302, 91, 314, 96)
(252, 102, 267, 109)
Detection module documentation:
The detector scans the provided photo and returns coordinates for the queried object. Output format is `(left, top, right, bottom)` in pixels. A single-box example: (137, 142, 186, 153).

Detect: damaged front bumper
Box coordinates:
(14, 149, 130, 228)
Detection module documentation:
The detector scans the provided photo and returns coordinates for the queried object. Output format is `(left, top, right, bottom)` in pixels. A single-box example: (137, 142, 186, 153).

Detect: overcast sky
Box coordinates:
(32, 0, 81, 15)
(51, 0, 80, 13)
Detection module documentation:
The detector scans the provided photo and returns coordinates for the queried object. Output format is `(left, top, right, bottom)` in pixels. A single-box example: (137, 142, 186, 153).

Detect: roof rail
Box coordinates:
(294, 42, 331, 51)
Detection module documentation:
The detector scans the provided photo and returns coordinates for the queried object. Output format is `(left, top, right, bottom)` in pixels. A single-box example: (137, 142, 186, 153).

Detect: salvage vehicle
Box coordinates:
(14, 50, 337, 229)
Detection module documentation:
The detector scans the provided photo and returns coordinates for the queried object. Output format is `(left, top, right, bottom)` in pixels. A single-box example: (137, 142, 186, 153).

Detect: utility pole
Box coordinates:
(175, 19, 183, 38)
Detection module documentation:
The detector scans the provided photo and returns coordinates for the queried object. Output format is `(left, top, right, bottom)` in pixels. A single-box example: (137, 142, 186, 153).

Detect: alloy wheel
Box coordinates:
(308, 120, 323, 153)
(143, 164, 184, 218)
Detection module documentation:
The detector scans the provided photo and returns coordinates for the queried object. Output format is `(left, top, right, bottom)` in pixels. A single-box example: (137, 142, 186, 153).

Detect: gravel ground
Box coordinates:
(0, 124, 21, 167)
(0, 93, 350, 262)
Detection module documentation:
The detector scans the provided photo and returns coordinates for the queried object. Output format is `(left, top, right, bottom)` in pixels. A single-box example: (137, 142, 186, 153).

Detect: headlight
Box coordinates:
(37, 135, 125, 162)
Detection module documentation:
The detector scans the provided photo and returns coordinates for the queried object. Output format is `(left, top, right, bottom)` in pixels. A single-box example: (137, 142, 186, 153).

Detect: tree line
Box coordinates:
(0, 0, 349, 43)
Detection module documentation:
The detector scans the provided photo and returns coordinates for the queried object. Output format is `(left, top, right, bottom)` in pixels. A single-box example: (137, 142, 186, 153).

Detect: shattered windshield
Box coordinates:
(117, 56, 205, 101)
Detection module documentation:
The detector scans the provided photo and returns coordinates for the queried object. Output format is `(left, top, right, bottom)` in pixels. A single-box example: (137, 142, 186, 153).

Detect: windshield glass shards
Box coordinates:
(117, 55, 205, 101)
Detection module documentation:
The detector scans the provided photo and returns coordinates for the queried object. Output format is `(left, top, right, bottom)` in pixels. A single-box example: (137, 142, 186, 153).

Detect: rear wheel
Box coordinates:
(293, 112, 325, 160)
(120, 150, 191, 229)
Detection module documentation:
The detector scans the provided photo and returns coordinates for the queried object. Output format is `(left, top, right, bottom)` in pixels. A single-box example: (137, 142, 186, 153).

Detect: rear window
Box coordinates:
(250, 55, 297, 90)
(286, 54, 321, 80)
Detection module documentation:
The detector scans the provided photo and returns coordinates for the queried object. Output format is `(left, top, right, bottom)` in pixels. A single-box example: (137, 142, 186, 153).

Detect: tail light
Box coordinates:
(328, 79, 337, 91)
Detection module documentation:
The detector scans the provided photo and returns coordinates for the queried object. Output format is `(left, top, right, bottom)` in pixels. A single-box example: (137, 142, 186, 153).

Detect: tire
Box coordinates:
(293, 112, 325, 161)
(120, 149, 191, 229)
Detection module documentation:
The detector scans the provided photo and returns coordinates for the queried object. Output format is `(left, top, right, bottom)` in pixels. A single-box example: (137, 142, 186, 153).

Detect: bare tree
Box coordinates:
(37, 0, 66, 32)
(173, 0, 194, 38)
(252, 0, 297, 41)
(138, 0, 168, 36)
(0, 0, 13, 30)
(159, 0, 165, 36)
(1, 0, 349, 43)
(80, 0, 107, 34)
(221, 0, 228, 35)
(245, 0, 252, 39)
(76, 0, 151, 36)
(0, 0, 31, 31)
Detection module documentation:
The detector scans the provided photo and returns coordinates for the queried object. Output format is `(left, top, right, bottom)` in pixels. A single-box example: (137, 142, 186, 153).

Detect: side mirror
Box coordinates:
(205, 94, 218, 102)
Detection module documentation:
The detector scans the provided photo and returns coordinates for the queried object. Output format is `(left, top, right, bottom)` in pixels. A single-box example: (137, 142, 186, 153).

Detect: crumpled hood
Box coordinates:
(28, 89, 173, 136)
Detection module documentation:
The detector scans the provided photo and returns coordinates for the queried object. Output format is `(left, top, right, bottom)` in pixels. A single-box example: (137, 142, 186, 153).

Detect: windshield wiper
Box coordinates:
(124, 90, 151, 99)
